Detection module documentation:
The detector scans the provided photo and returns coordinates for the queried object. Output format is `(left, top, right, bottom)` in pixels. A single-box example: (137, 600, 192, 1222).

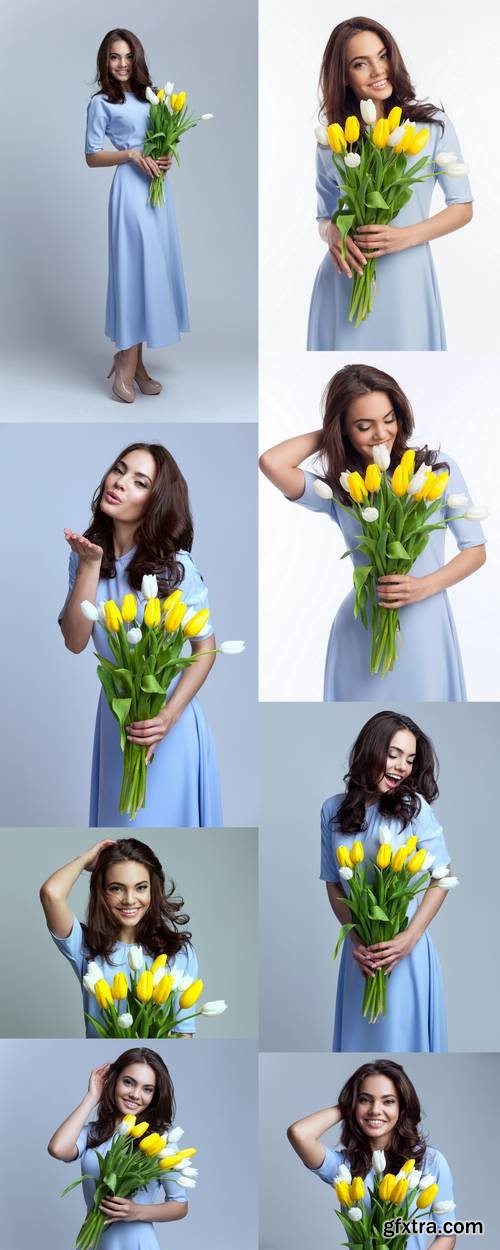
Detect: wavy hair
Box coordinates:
(338, 1059, 427, 1177)
(319, 17, 444, 132)
(84, 442, 194, 597)
(314, 364, 448, 501)
(83, 838, 192, 961)
(94, 29, 152, 105)
(87, 1048, 175, 1148)
(334, 710, 439, 834)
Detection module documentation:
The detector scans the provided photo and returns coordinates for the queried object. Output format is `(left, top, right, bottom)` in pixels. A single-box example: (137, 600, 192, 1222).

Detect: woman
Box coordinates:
(288, 1059, 456, 1250)
(308, 17, 472, 349)
(40, 837, 198, 1038)
(86, 29, 189, 400)
(259, 363, 486, 700)
(60, 441, 222, 826)
(321, 710, 451, 1052)
(48, 1051, 189, 1246)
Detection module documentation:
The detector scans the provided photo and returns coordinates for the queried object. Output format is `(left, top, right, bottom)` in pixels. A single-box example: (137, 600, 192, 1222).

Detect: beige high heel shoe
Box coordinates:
(107, 354, 136, 403)
(134, 367, 162, 395)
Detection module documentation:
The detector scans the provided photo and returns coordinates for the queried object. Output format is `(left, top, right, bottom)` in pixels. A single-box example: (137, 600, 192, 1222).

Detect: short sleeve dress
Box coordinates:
(308, 1144, 455, 1250)
(49, 915, 199, 1038)
(321, 792, 450, 1052)
(59, 547, 222, 827)
(291, 455, 485, 701)
(307, 112, 472, 350)
(65, 1124, 188, 1249)
(85, 93, 189, 351)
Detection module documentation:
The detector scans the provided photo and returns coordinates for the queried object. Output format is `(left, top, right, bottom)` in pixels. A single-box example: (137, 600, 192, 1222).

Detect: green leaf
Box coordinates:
(333, 922, 355, 959)
(61, 1175, 93, 1197)
(96, 665, 117, 706)
(366, 190, 389, 209)
(369, 905, 390, 922)
(353, 564, 372, 594)
(140, 674, 165, 695)
(112, 667, 134, 693)
(387, 540, 410, 559)
(336, 213, 355, 238)
(111, 697, 132, 727)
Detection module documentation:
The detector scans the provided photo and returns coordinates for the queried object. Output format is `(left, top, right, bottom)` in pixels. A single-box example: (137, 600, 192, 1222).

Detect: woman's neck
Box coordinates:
(113, 521, 137, 558)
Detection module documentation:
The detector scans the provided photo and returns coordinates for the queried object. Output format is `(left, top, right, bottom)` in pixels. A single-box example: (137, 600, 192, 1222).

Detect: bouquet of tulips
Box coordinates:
(333, 823, 459, 1023)
(83, 944, 227, 1038)
(62, 1114, 197, 1250)
(144, 81, 213, 205)
(315, 98, 468, 325)
(334, 1150, 453, 1249)
(314, 443, 485, 676)
(81, 574, 244, 820)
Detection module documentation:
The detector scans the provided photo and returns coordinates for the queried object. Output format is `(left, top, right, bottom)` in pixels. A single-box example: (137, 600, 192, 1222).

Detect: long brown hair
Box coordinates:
(315, 364, 448, 500)
(83, 838, 192, 961)
(334, 710, 439, 834)
(319, 17, 444, 132)
(94, 29, 152, 105)
(88, 1048, 175, 1148)
(338, 1059, 427, 1177)
(84, 442, 194, 596)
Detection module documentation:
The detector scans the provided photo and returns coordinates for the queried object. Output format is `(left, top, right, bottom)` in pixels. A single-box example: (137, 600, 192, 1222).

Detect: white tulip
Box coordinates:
(431, 864, 450, 880)
(361, 506, 379, 522)
(347, 1208, 363, 1222)
(97, 601, 107, 622)
(315, 124, 329, 145)
(360, 98, 376, 124)
(170, 966, 185, 991)
(339, 471, 351, 492)
(313, 478, 334, 499)
(118, 1116, 135, 1135)
(179, 974, 194, 991)
(421, 853, 435, 872)
(444, 161, 469, 177)
(407, 1169, 422, 1188)
(345, 152, 361, 167)
(435, 151, 457, 166)
(407, 464, 430, 496)
(167, 1125, 185, 1144)
(80, 600, 99, 621)
(419, 1174, 436, 1189)
(127, 627, 142, 646)
(336, 1164, 352, 1184)
(179, 1166, 198, 1178)
(433, 1200, 456, 1213)
(446, 493, 469, 509)
(339, 866, 353, 881)
(387, 125, 407, 147)
(153, 967, 167, 987)
(372, 1150, 386, 1174)
(82, 961, 103, 993)
(128, 945, 144, 972)
(378, 823, 392, 845)
(175, 1175, 197, 1188)
(371, 443, 391, 470)
(436, 875, 459, 890)
(146, 86, 159, 106)
(200, 1000, 228, 1016)
(219, 640, 246, 654)
(141, 574, 158, 600)
(395, 1169, 407, 1181)
(464, 505, 489, 520)
(118, 1012, 133, 1028)
(201, 113, 214, 121)
(165, 82, 174, 95)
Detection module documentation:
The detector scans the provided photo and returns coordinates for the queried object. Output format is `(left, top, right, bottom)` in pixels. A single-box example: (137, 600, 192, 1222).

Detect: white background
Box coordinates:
(260, 0, 499, 353)
(259, 351, 499, 701)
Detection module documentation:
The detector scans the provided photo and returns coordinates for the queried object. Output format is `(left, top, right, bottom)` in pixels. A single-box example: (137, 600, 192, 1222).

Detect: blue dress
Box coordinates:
(308, 1144, 454, 1250)
(85, 93, 189, 351)
(50, 914, 199, 1038)
(292, 456, 485, 701)
(65, 1124, 187, 1249)
(321, 793, 450, 1053)
(60, 548, 223, 828)
(307, 112, 472, 350)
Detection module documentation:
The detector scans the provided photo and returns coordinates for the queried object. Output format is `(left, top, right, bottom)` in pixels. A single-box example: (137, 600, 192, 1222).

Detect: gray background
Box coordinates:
(1, 0, 256, 422)
(0, 421, 257, 826)
(259, 1051, 498, 1250)
(259, 701, 499, 1051)
(0, 1038, 257, 1250)
(0, 827, 257, 1038)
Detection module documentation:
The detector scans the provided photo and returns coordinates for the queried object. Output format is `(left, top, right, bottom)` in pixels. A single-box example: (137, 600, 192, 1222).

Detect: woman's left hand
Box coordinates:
(157, 154, 173, 171)
(354, 223, 412, 257)
(101, 1196, 139, 1225)
(367, 930, 417, 974)
(126, 706, 179, 764)
(377, 574, 429, 608)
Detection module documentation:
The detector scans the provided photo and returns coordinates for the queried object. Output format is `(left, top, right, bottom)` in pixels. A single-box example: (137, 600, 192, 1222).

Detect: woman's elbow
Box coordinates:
(474, 545, 487, 569)
(259, 449, 278, 480)
(47, 1141, 66, 1159)
(459, 202, 473, 225)
(287, 1122, 302, 1146)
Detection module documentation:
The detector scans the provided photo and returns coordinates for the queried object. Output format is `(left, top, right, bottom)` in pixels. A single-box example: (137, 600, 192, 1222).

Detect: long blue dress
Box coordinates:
(85, 93, 189, 351)
(307, 112, 472, 350)
(60, 548, 223, 827)
(292, 456, 485, 700)
(308, 1144, 455, 1250)
(321, 792, 450, 1052)
(65, 1124, 188, 1250)
(50, 914, 199, 1038)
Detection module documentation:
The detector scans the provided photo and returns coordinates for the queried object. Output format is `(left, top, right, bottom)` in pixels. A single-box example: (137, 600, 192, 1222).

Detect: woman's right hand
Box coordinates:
(64, 529, 103, 566)
(83, 839, 117, 873)
(88, 1064, 111, 1103)
(128, 148, 162, 178)
(351, 938, 377, 978)
(326, 222, 368, 277)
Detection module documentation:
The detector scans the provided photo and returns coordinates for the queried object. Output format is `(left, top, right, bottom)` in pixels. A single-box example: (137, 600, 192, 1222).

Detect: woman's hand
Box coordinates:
(126, 706, 179, 764)
(354, 223, 413, 257)
(157, 154, 173, 171)
(64, 529, 103, 566)
(326, 222, 368, 277)
(377, 574, 430, 608)
(351, 937, 377, 979)
(128, 149, 163, 178)
(88, 1063, 111, 1104)
(101, 1197, 139, 1225)
(82, 839, 117, 872)
(367, 930, 417, 974)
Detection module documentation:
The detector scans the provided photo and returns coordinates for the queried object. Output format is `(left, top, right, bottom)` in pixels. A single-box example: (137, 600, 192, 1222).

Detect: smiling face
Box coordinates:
(108, 38, 133, 90)
(377, 728, 417, 796)
(355, 1074, 400, 1148)
(345, 30, 393, 110)
(103, 860, 152, 935)
(344, 391, 398, 465)
(100, 448, 157, 529)
(115, 1062, 157, 1119)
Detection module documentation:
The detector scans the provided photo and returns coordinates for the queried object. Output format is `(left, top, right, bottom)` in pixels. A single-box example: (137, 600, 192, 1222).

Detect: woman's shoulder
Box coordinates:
(321, 793, 344, 820)
(424, 1144, 450, 1171)
(87, 93, 110, 113)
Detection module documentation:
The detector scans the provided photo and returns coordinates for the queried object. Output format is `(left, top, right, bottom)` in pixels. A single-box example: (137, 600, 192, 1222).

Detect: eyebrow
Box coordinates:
(116, 458, 153, 484)
(106, 879, 149, 888)
(389, 747, 416, 756)
(349, 49, 386, 64)
(353, 408, 395, 423)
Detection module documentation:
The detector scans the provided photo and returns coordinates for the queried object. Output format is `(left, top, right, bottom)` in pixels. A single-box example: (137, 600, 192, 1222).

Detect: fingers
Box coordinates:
(345, 239, 368, 267)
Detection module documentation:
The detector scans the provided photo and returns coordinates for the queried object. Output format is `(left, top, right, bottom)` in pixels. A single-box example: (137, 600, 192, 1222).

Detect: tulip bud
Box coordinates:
(463, 506, 488, 520)
(167, 1126, 185, 1144)
(360, 98, 377, 125)
(405, 835, 418, 854)
(417, 1183, 439, 1209)
(421, 853, 435, 872)
(372, 1150, 386, 1174)
(444, 161, 469, 176)
(335, 1180, 351, 1206)
(431, 865, 449, 880)
(361, 507, 379, 522)
(347, 471, 368, 503)
(426, 471, 449, 501)
(379, 1174, 397, 1201)
(159, 1152, 184, 1170)
(399, 449, 416, 477)
(103, 600, 123, 632)
(347, 1208, 363, 1221)
(339, 471, 351, 492)
(387, 124, 407, 148)
(313, 478, 334, 499)
(178, 1165, 198, 1178)
(130, 1121, 150, 1138)
(378, 824, 392, 845)
(83, 961, 104, 993)
(435, 151, 457, 166)
(326, 122, 347, 154)
(315, 124, 329, 145)
(176, 1175, 197, 1188)
(179, 978, 204, 1009)
(391, 1178, 409, 1204)
(336, 845, 353, 869)
(433, 1200, 455, 1213)
(344, 116, 360, 144)
(200, 1000, 228, 1015)
(339, 866, 353, 880)
(436, 875, 459, 890)
(344, 152, 361, 167)
(419, 1174, 437, 1189)
(373, 117, 390, 148)
(406, 1169, 422, 1188)
(401, 1158, 416, 1175)
(128, 945, 144, 972)
(406, 127, 429, 156)
(446, 493, 468, 508)
(121, 594, 137, 622)
(407, 849, 427, 875)
(141, 574, 158, 600)
(388, 106, 402, 131)
(392, 846, 409, 873)
(364, 463, 382, 493)
(81, 600, 99, 622)
(372, 443, 391, 470)
(407, 464, 430, 496)
(219, 640, 245, 654)
(391, 464, 409, 497)
(146, 86, 159, 106)
(118, 1114, 136, 1134)
(127, 627, 142, 646)
(350, 840, 364, 864)
(350, 1177, 365, 1202)
(165, 81, 174, 95)
(157, 88, 165, 102)
(184, 609, 211, 638)
(376, 843, 392, 869)
(118, 1012, 133, 1028)
(136, 970, 154, 1002)
(94, 978, 114, 1010)
(111, 972, 128, 1000)
(154, 974, 175, 1005)
(171, 91, 187, 113)
(144, 597, 161, 627)
(335, 1165, 352, 1184)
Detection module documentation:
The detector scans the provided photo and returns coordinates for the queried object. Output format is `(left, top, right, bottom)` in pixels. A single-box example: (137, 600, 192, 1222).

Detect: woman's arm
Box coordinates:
(325, 883, 377, 978)
(354, 203, 473, 258)
(259, 431, 323, 500)
(100, 1197, 188, 1225)
(60, 531, 104, 653)
(86, 150, 171, 177)
(287, 1104, 342, 1169)
(40, 840, 116, 937)
(126, 636, 217, 763)
(368, 880, 449, 973)
(377, 545, 486, 609)
(47, 1064, 109, 1159)
(431, 1239, 456, 1249)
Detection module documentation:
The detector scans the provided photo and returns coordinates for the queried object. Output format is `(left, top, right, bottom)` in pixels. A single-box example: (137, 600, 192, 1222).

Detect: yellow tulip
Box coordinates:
(400, 449, 415, 477)
(336, 845, 353, 869)
(326, 122, 347, 154)
(406, 127, 429, 156)
(351, 840, 365, 865)
(391, 464, 409, 497)
(413, 472, 434, 501)
(177, 1147, 197, 1159)
(154, 974, 174, 1005)
(379, 1173, 397, 1201)
(335, 1180, 352, 1206)
(164, 601, 187, 633)
(157, 88, 165, 102)
(144, 597, 161, 628)
(94, 978, 114, 1010)
(394, 124, 416, 155)
(350, 1177, 365, 1202)
(392, 846, 409, 872)
(406, 835, 418, 854)
(426, 471, 449, 501)
(184, 609, 210, 638)
(344, 115, 360, 144)
(376, 843, 392, 869)
(160, 1153, 183, 1170)
(365, 463, 382, 493)
(388, 105, 402, 132)
(407, 849, 427, 875)
(373, 117, 390, 148)
(416, 1184, 439, 1209)
(391, 1178, 409, 1204)
(111, 972, 128, 1000)
(130, 1121, 149, 1138)
(103, 600, 122, 632)
(171, 91, 186, 113)
(179, 978, 204, 1009)
(121, 1113, 136, 1131)
(139, 1132, 163, 1156)
(121, 594, 137, 622)
(162, 590, 182, 612)
(347, 471, 368, 503)
(401, 1158, 416, 1175)
(151, 953, 168, 973)
(136, 970, 154, 1002)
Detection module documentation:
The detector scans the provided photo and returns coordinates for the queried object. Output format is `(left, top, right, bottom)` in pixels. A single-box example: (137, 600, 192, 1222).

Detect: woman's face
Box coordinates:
(377, 728, 417, 796)
(345, 31, 393, 107)
(103, 860, 152, 929)
(344, 391, 399, 465)
(115, 1062, 157, 1117)
(108, 39, 133, 88)
(100, 449, 157, 528)
(355, 1074, 400, 1146)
